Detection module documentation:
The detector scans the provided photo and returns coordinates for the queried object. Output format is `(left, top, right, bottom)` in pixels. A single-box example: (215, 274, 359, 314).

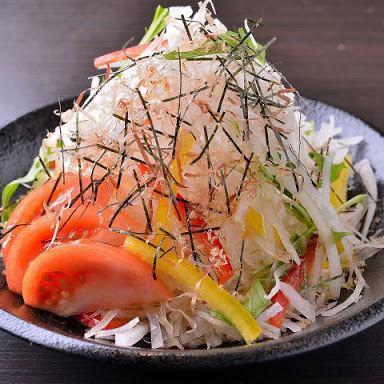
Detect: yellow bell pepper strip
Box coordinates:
(329, 155, 352, 254)
(169, 131, 195, 185)
(330, 156, 352, 209)
(245, 208, 283, 245)
(123, 235, 262, 344)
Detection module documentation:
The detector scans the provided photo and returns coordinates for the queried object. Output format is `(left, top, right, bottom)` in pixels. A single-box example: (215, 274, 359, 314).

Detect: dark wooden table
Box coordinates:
(0, 0, 383, 382)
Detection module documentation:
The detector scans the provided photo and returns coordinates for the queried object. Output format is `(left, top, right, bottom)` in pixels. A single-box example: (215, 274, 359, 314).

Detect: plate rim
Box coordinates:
(0, 97, 383, 368)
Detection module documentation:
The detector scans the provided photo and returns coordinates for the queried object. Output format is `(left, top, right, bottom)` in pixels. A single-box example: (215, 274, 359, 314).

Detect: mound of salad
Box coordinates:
(0, 2, 382, 349)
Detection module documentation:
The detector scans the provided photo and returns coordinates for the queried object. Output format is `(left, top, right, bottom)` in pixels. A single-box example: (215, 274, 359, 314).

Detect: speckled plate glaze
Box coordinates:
(0, 98, 383, 368)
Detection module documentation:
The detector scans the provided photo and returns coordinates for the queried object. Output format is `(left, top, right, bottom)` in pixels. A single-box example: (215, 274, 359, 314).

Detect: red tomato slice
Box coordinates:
(89, 209, 142, 247)
(94, 43, 150, 69)
(22, 242, 171, 316)
(2, 173, 111, 263)
(6, 205, 105, 294)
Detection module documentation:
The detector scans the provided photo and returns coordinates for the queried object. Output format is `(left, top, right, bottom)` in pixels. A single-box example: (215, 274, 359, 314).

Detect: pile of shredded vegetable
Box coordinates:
(1, 1, 383, 350)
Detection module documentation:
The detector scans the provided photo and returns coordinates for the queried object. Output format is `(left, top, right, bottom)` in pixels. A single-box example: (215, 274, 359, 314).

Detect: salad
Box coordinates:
(0, 2, 381, 350)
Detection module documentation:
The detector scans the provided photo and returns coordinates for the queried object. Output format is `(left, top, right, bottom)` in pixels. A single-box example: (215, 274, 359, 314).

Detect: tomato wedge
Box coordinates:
(94, 43, 150, 69)
(269, 237, 317, 328)
(89, 209, 142, 247)
(1, 173, 111, 263)
(6, 205, 106, 294)
(22, 242, 171, 316)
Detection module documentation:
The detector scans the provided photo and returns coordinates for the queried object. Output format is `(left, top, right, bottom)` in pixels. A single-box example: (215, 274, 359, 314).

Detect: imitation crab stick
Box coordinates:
(22, 242, 171, 316)
(123, 235, 262, 344)
(94, 43, 151, 69)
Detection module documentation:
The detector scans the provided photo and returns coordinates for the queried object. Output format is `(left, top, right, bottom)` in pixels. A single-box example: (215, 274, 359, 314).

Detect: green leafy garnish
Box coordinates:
(309, 152, 347, 184)
(244, 279, 271, 318)
(210, 278, 271, 324)
(332, 230, 352, 243)
(163, 40, 223, 60)
(219, 28, 266, 63)
(1, 156, 43, 222)
(336, 194, 367, 213)
(303, 121, 315, 136)
(163, 27, 267, 62)
(140, 5, 169, 44)
(210, 310, 232, 325)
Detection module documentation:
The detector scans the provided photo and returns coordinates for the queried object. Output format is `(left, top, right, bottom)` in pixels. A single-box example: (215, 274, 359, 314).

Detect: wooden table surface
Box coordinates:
(0, 0, 384, 382)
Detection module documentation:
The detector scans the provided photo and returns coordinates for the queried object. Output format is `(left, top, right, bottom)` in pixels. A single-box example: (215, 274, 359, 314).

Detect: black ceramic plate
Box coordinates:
(0, 99, 383, 368)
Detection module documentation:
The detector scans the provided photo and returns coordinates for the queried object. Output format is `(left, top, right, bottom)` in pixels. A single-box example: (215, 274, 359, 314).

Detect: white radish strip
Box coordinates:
(308, 242, 323, 304)
(321, 155, 332, 199)
(115, 323, 149, 347)
(355, 159, 377, 238)
(299, 191, 342, 299)
(316, 301, 337, 316)
(95, 317, 140, 339)
(90, 76, 100, 97)
(258, 320, 281, 339)
(280, 282, 315, 321)
(147, 312, 164, 349)
(266, 264, 290, 300)
(268, 207, 300, 264)
(84, 309, 119, 338)
(258, 303, 283, 322)
(310, 241, 323, 287)
(282, 319, 302, 333)
(300, 171, 348, 233)
(321, 269, 366, 317)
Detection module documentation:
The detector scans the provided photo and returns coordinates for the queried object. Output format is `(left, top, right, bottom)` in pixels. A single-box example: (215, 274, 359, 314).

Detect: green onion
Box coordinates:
(244, 279, 271, 318)
(309, 151, 347, 184)
(336, 194, 367, 213)
(332, 230, 352, 243)
(140, 5, 169, 44)
(1, 156, 43, 222)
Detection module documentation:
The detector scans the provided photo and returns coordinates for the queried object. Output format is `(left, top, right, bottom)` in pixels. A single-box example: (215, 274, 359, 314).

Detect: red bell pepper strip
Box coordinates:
(136, 159, 234, 284)
(269, 236, 317, 327)
(176, 195, 234, 285)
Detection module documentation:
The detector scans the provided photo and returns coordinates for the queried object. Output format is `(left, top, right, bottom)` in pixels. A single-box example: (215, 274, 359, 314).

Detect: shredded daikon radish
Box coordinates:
(258, 302, 283, 322)
(147, 312, 164, 349)
(282, 319, 302, 333)
(115, 323, 150, 347)
(355, 159, 377, 238)
(321, 269, 366, 317)
(84, 309, 119, 338)
(94, 317, 140, 339)
(279, 282, 315, 321)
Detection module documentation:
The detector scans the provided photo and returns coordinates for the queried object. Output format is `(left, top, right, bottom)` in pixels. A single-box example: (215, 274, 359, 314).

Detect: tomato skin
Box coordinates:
(1, 173, 111, 264)
(269, 237, 317, 328)
(89, 209, 142, 247)
(6, 206, 105, 294)
(22, 242, 171, 316)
